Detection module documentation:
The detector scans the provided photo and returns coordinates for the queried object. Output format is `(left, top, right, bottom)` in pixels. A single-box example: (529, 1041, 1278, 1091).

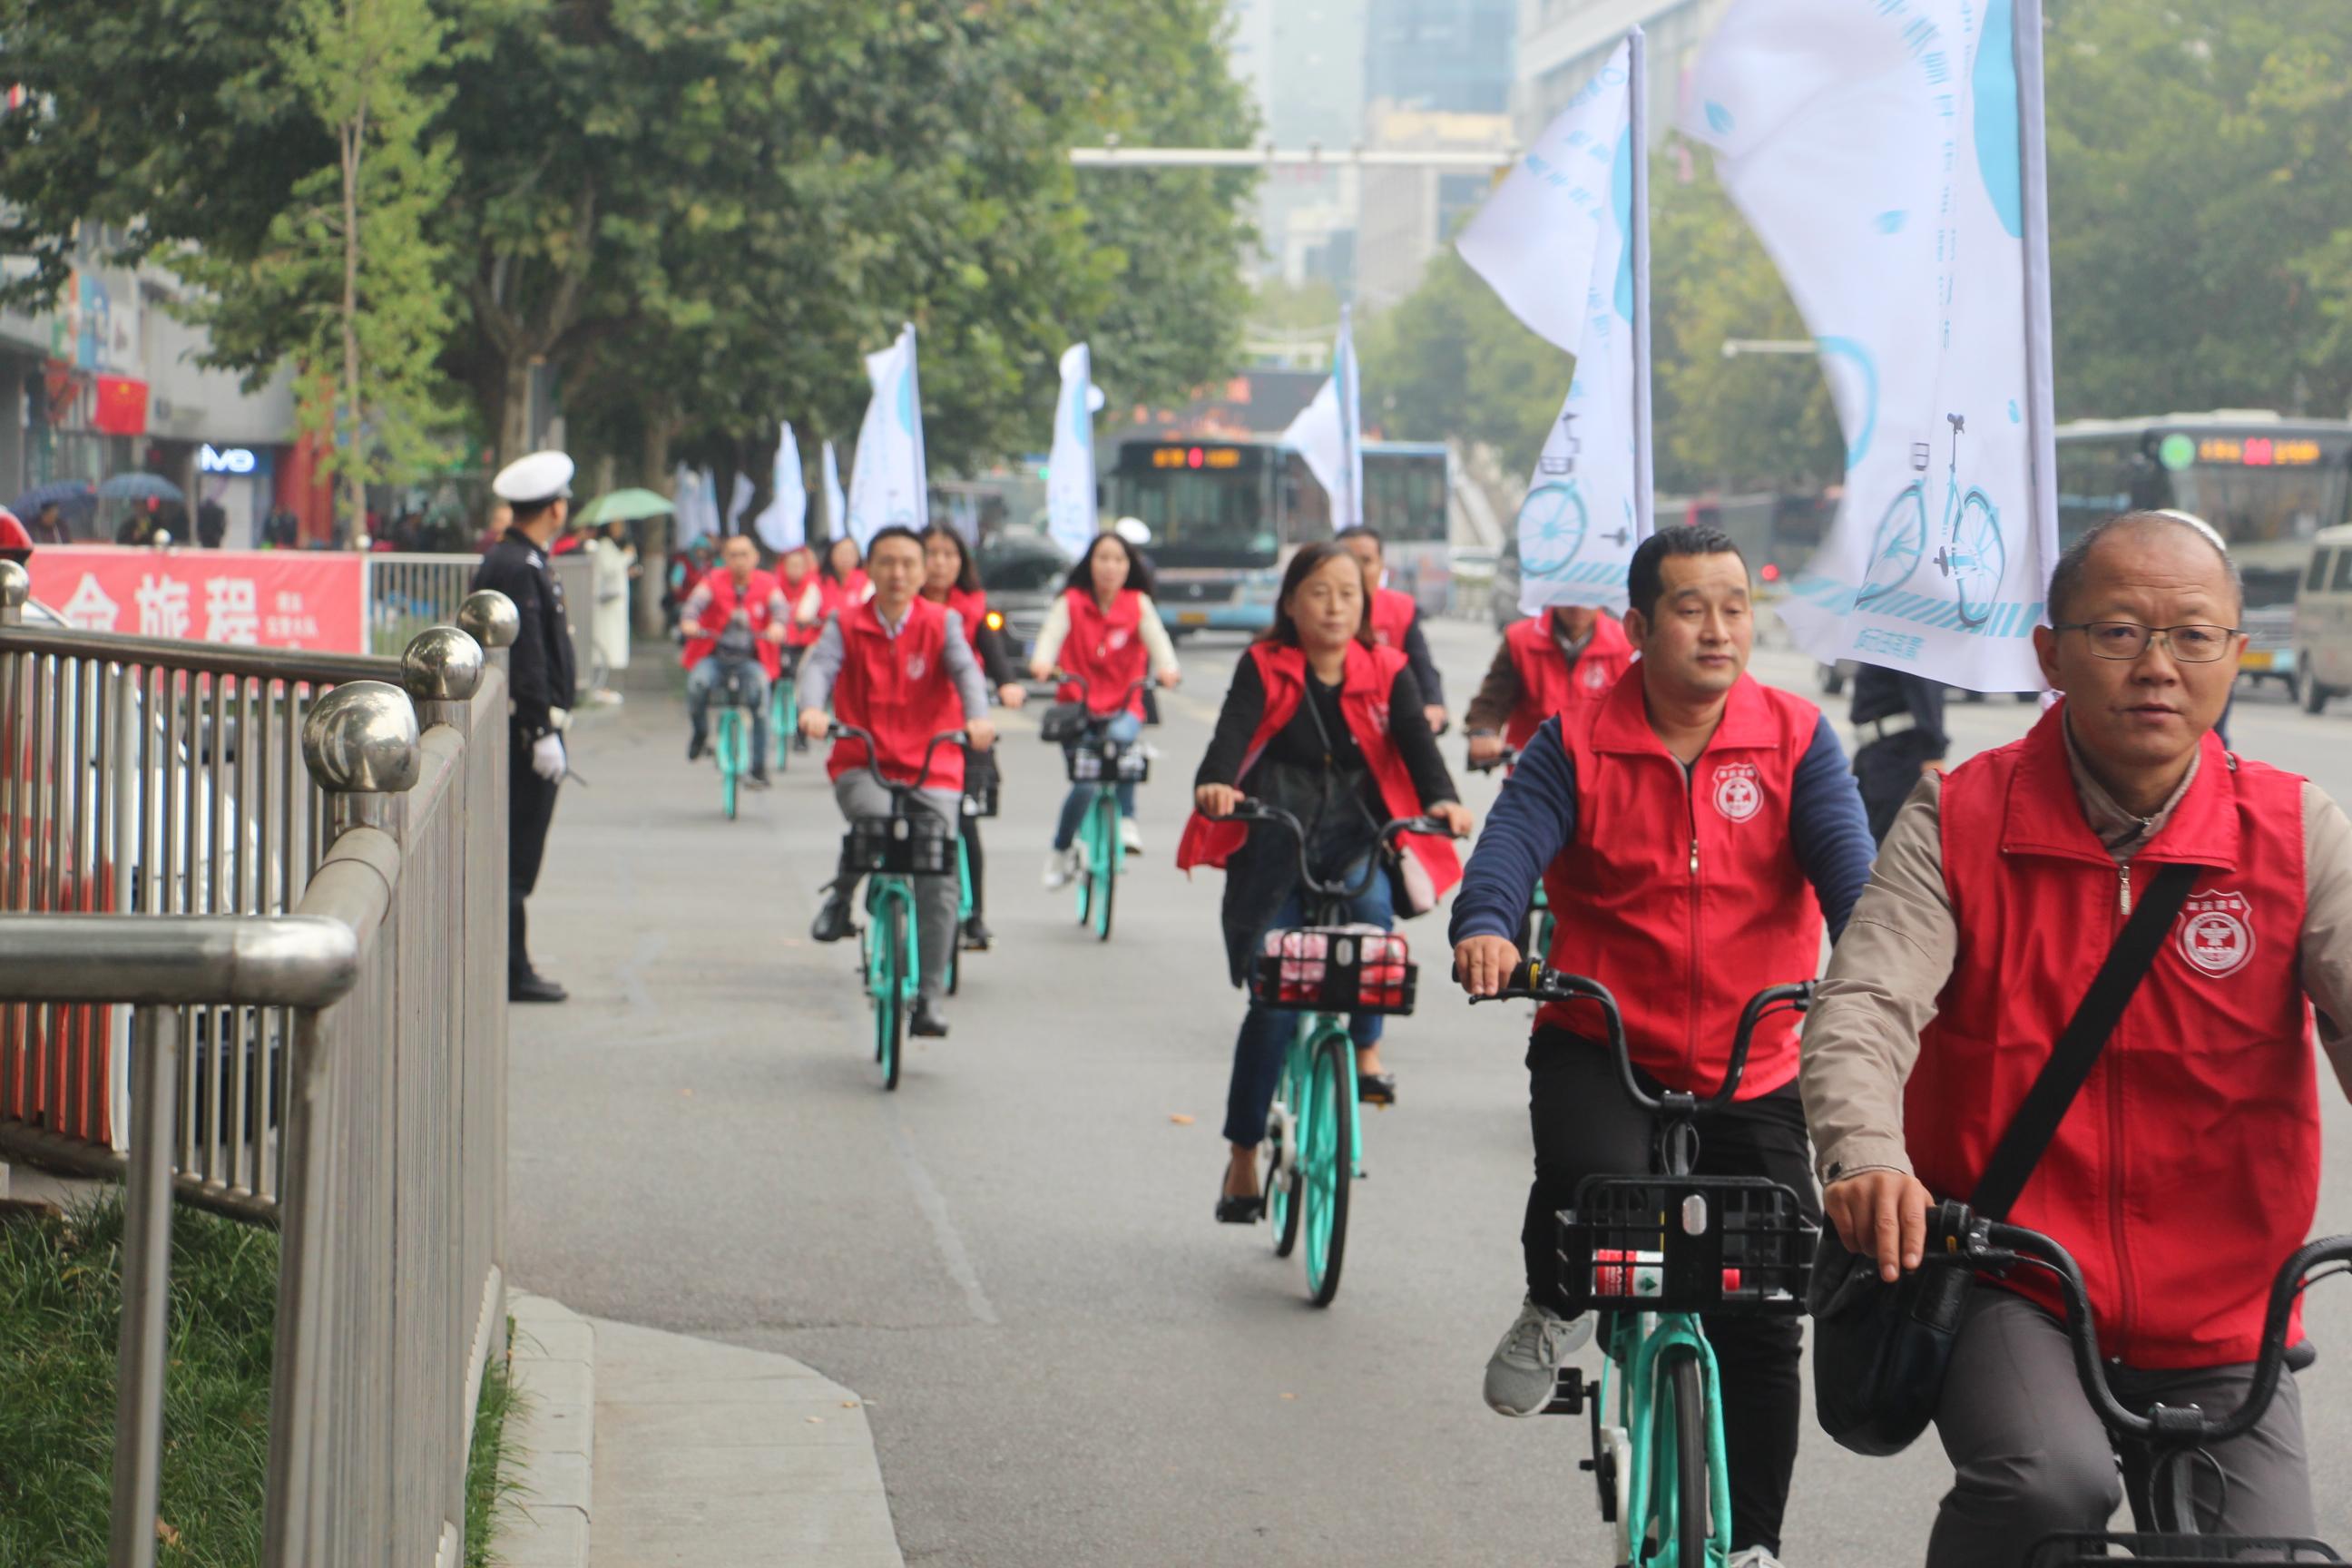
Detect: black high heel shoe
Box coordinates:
(1357, 1071, 1397, 1105)
(1215, 1174, 1266, 1224)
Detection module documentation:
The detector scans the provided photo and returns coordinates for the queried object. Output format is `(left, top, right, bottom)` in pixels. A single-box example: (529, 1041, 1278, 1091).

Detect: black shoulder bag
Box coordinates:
(1808, 858, 2202, 1456)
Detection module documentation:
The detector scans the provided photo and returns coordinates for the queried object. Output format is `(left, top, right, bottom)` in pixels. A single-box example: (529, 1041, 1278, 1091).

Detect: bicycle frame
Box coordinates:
(1053, 673, 1150, 943)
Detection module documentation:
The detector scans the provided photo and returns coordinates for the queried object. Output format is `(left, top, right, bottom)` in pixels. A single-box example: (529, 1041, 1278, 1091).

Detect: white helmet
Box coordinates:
(1112, 516, 1151, 547)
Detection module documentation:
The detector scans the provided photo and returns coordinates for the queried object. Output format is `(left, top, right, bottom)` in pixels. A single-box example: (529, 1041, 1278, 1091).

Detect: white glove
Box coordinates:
(531, 732, 567, 781)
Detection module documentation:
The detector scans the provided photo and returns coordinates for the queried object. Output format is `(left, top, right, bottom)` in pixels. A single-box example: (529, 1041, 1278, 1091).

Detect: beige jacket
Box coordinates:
(1801, 730, 2352, 1186)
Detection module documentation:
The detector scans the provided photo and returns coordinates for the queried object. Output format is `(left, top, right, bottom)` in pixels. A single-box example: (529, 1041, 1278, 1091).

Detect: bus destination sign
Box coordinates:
(1148, 445, 1244, 471)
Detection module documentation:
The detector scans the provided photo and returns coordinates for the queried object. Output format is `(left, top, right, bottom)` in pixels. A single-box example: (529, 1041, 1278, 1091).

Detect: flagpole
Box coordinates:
(1627, 25, 1655, 537)
(2014, 0, 2060, 600)
(903, 323, 926, 526)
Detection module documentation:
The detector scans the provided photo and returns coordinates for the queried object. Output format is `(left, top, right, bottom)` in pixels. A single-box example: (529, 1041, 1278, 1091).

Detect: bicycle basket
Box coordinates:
(843, 813, 956, 877)
(962, 750, 1001, 818)
(1065, 740, 1151, 785)
(1037, 701, 1089, 742)
(963, 779, 1000, 818)
(2026, 1535, 2342, 1565)
(1556, 1174, 1815, 1316)
(1248, 927, 1416, 1016)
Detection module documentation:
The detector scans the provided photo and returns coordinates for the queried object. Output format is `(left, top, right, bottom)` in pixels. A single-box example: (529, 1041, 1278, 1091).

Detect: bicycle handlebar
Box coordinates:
(1465, 743, 1521, 776)
(1053, 671, 1152, 712)
(1465, 963, 1814, 1115)
(1921, 1203, 2352, 1450)
(825, 721, 969, 798)
(1209, 797, 1458, 904)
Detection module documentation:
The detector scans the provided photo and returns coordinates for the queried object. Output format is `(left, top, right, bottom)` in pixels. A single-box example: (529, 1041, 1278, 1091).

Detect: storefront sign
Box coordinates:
(198, 444, 259, 475)
(24, 546, 367, 653)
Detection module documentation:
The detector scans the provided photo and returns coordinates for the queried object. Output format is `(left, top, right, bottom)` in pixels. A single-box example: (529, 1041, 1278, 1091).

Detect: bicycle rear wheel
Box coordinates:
(1301, 1033, 1354, 1306)
(1090, 795, 1117, 943)
(1655, 1348, 1710, 1568)
(874, 893, 907, 1091)
(771, 678, 794, 774)
(1267, 1061, 1301, 1259)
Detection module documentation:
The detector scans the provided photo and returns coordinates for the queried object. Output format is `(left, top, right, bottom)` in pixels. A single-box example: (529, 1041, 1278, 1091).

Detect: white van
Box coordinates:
(2291, 524, 2352, 712)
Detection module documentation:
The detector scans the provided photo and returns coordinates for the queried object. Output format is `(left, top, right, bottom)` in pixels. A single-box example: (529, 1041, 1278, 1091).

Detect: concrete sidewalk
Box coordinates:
(495, 1291, 905, 1568)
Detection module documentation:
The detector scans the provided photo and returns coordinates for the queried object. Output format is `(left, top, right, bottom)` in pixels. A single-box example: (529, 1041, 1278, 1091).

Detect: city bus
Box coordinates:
(2056, 411, 2352, 688)
(1106, 436, 1451, 633)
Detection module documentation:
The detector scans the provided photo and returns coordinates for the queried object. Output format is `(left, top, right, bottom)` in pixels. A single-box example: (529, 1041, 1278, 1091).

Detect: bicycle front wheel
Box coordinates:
(1656, 1348, 1711, 1568)
(874, 893, 907, 1091)
(772, 679, 794, 773)
(1301, 1033, 1354, 1306)
(1091, 796, 1117, 943)
(718, 710, 741, 819)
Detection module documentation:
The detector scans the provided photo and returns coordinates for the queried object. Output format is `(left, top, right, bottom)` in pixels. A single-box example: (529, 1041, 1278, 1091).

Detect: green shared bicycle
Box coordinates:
(829, 721, 965, 1091)
(1043, 674, 1151, 944)
(1225, 799, 1451, 1308)
(708, 656, 762, 820)
(1478, 966, 1818, 1568)
(768, 645, 800, 776)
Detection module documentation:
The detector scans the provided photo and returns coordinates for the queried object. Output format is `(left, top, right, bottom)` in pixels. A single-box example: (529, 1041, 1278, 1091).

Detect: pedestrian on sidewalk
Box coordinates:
(585, 518, 640, 702)
(473, 449, 581, 1004)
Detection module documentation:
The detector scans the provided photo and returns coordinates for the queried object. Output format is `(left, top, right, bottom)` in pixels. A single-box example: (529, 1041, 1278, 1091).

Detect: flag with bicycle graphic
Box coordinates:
(1688, 0, 2057, 693)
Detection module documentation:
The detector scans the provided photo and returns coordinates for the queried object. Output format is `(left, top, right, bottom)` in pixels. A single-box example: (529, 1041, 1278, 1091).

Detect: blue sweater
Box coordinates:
(1448, 711, 1876, 949)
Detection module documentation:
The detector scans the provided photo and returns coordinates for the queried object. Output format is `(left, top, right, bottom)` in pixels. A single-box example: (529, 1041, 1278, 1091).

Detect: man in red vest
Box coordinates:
(679, 533, 789, 787)
(1804, 510, 2352, 1563)
(1463, 603, 1636, 767)
(1337, 526, 1448, 733)
(798, 526, 995, 1039)
(1452, 525, 1875, 1566)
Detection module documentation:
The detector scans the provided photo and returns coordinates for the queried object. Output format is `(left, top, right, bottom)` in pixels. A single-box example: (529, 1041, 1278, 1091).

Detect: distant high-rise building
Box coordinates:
(1228, 0, 1371, 286)
(1365, 0, 1516, 114)
(1513, 0, 1730, 143)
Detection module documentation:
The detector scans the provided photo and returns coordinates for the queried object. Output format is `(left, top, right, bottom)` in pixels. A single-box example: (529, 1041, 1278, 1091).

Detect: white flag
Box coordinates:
(847, 325, 928, 549)
(672, 462, 714, 547)
(1687, 0, 2051, 692)
(699, 467, 720, 546)
(1459, 38, 1642, 613)
(752, 422, 807, 553)
(725, 471, 755, 535)
(1047, 343, 1099, 563)
(821, 441, 847, 544)
(1279, 314, 1365, 532)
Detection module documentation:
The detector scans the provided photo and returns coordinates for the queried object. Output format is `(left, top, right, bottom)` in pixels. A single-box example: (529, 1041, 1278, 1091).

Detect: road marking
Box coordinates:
(887, 1115, 1000, 1326)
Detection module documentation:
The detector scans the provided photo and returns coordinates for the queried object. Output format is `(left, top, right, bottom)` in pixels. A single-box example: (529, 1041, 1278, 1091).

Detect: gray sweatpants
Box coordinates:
(1927, 1288, 2315, 1566)
(833, 773, 961, 1002)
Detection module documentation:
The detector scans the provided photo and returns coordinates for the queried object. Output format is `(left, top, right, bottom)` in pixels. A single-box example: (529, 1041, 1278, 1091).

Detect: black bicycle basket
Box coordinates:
(1248, 927, 1416, 1016)
(2026, 1534, 2341, 1565)
(843, 813, 956, 877)
(1556, 1174, 1815, 1316)
(1064, 740, 1150, 785)
(962, 750, 1001, 818)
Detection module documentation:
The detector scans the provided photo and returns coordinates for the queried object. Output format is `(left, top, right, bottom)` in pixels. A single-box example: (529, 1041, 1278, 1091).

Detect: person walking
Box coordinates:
(585, 518, 639, 701)
(470, 450, 581, 1004)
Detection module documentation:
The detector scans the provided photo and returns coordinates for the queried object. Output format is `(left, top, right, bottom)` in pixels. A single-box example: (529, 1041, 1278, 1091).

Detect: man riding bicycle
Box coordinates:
(1336, 525, 1449, 734)
(800, 526, 996, 1040)
(1452, 525, 1874, 1568)
(1803, 510, 2352, 1563)
(1462, 601, 1634, 770)
(681, 534, 790, 789)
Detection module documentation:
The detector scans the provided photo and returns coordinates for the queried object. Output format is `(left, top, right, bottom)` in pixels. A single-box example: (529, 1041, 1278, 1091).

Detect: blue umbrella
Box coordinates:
(97, 472, 183, 504)
(10, 479, 94, 516)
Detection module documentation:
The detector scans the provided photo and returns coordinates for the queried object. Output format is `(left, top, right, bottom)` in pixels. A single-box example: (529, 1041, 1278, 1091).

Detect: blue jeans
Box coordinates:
(1052, 710, 1142, 849)
(1221, 862, 1394, 1147)
(688, 657, 770, 773)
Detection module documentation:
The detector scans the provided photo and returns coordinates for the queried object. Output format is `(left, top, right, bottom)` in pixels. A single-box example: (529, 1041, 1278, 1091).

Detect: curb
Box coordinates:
(496, 1290, 596, 1567)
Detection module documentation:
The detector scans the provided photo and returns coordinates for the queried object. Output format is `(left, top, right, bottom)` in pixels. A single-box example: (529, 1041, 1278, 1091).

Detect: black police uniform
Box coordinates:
(472, 527, 578, 991)
(1847, 663, 1948, 845)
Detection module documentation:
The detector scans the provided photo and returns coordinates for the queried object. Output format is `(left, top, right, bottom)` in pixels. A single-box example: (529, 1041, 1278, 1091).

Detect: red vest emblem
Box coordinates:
(2176, 888, 2256, 977)
(906, 652, 928, 681)
(1581, 659, 1610, 691)
(1710, 761, 1762, 822)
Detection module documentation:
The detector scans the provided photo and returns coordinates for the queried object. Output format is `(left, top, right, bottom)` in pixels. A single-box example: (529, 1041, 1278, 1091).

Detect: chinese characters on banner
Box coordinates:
(24, 547, 368, 652)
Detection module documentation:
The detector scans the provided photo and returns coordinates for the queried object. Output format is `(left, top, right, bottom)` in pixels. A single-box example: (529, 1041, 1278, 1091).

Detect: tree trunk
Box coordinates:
(496, 352, 533, 468)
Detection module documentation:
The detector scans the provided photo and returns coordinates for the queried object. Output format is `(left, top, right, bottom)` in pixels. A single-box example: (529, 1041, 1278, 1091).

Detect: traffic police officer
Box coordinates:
(473, 449, 580, 1003)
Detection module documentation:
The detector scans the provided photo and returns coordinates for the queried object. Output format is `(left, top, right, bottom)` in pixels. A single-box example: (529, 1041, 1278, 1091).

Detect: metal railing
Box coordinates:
(369, 547, 593, 683)
(0, 561, 519, 1567)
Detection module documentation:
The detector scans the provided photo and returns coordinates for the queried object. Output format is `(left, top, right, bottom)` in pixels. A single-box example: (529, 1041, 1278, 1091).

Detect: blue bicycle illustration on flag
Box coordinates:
(1855, 412, 2007, 628)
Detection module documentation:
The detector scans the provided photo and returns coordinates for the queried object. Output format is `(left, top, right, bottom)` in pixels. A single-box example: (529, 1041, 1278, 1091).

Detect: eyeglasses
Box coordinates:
(2053, 622, 2241, 662)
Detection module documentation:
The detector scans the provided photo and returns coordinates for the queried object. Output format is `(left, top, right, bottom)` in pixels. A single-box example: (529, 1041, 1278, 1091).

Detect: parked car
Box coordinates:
(2293, 523, 2352, 713)
(976, 531, 1069, 665)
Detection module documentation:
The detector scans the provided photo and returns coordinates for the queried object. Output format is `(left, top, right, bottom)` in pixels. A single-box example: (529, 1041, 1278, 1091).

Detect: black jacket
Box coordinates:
(471, 529, 578, 737)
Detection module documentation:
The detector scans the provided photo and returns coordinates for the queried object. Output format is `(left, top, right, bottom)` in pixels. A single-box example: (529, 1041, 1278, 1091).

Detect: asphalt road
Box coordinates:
(512, 612, 2352, 1567)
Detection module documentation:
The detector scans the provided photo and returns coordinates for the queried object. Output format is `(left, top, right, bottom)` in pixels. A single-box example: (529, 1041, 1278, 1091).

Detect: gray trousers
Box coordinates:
(833, 773, 961, 1002)
(1927, 1288, 2315, 1566)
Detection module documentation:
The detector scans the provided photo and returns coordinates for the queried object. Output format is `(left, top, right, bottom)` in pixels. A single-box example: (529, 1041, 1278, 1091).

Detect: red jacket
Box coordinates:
(944, 585, 988, 652)
(1058, 588, 1150, 718)
(1367, 586, 1416, 651)
(818, 569, 871, 627)
(1504, 611, 1634, 750)
(1176, 641, 1462, 905)
(778, 569, 822, 648)
(1906, 708, 2314, 1367)
(681, 569, 784, 680)
(826, 597, 966, 792)
(1539, 668, 1824, 1099)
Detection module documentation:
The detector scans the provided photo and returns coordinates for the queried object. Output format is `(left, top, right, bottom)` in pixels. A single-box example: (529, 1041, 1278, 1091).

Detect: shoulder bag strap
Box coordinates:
(1972, 858, 2203, 1219)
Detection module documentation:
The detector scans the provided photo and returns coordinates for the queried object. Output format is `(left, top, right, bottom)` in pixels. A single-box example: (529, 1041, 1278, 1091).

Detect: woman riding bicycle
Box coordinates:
(922, 524, 1028, 950)
(818, 534, 873, 623)
(1178, 540, 1470, 1222)
(1029, 531, 1180, 877)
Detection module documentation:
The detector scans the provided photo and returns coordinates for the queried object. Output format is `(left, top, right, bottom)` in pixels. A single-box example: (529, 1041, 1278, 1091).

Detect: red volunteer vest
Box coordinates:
(1539, 669, 1824, 1100)
(818, 570, 871, 627)
(825, 597, 966, 792)
(944, 585, 988, 653)
(1057, 588, 1150, 718)
(1906, 708, 2314, 1367)
(681, 569, 783, 679)
(779, 569, 821, 648)
(1367, 587, 1416, 651)
(1504, 611, 1634, 750)
(1175, 641, 1462, 901)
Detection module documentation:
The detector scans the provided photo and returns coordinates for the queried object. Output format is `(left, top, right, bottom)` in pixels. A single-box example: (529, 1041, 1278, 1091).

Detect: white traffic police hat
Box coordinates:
(491, 450, 575, 506)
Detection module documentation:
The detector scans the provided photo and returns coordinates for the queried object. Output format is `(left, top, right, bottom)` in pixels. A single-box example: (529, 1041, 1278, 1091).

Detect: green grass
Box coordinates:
(465, 1322, 526, 1568)
(0, 1194, 523, 1568)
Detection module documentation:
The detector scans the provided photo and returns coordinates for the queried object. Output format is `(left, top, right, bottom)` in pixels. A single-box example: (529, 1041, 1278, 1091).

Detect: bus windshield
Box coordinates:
(1112, 444, 1279, 567)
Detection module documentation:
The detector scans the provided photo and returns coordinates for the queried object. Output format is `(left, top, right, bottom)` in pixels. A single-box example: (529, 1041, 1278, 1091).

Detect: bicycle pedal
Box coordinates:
(1542, 1373, 1596, 1417)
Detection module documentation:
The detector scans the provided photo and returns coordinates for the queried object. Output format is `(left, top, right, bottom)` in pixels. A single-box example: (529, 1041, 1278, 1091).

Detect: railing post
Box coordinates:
(456, 590, 518, 688)
(398, 625, 486, 730)
(109, 1004, 180, 1568)
(298, 681, 420, 840)
(0, 559, 25, 627)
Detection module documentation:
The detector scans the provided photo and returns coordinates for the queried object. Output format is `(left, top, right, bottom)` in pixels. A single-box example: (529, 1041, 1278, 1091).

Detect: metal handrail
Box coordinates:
(0, 622, 397, 683)
(0, 913, 362, 1007)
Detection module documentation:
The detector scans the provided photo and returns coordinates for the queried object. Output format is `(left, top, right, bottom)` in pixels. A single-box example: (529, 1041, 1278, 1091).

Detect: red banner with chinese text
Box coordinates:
(23, 546, 368, 653)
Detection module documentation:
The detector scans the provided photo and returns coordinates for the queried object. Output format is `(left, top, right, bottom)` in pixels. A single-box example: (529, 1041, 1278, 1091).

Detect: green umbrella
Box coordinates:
(574, 487, 677, 525)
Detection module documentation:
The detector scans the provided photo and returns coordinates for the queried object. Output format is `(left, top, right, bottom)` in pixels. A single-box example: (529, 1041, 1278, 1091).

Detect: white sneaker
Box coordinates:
(1482, 1296, 1593, 1417)
(1119, 817, 1143, 856)
(1042, 847, 1080, 889)
(1727, 1551, 1788, 1568)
